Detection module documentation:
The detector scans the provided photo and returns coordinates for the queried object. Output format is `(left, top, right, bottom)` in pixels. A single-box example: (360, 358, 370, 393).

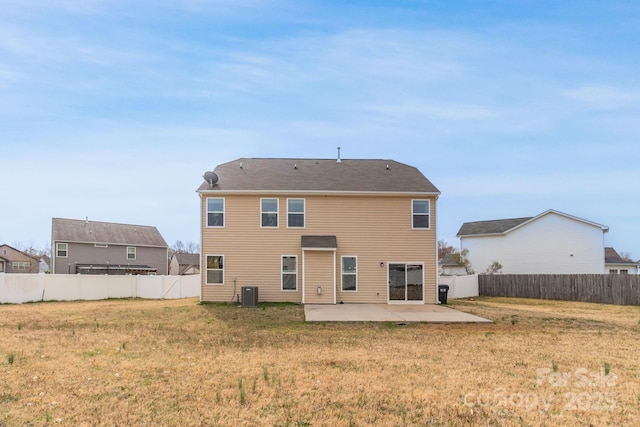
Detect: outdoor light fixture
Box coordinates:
(380, 262, 384, 267)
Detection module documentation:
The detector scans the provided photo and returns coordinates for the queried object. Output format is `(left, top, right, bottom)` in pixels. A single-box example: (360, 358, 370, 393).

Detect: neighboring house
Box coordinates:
(51, 218, 169, 275)
(39, 255, 51, 273)
(169, 252, 200, 275)
(439, 253, 468, 276)
(605, 247, 638, 275)
(197, 158, 440, 304)
(457, 209, 609, 274)
(0, 244, 40, 274)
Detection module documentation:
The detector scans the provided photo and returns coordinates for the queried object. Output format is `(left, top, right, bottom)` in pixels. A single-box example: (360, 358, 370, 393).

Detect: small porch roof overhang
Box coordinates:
(301, 235, 337, 251)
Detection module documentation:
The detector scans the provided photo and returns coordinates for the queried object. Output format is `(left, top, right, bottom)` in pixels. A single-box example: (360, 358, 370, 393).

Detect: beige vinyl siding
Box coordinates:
(200, 193, 437, 304)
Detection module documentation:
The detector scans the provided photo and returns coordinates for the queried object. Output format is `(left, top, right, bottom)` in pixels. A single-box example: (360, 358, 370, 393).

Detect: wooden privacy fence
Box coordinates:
(479, 274, 640, 305)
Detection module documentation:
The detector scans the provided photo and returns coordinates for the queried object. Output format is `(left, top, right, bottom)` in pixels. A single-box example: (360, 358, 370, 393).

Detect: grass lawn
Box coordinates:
(1, 296, 639, 426)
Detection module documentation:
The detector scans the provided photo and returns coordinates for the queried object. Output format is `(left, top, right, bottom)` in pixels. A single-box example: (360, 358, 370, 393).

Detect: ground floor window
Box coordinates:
(206, 255, 224, 284)
(12, 262, 31, 271)
(282, 256, 297, 290)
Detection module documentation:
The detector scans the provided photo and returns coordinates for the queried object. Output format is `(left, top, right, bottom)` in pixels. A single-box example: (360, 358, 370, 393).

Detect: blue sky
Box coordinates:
(1, 1, 639, 260)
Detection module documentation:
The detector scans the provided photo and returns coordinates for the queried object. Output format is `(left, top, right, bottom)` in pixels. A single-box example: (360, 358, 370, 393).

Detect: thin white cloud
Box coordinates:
(443, 168, 640, 198)
(362, 100, 500, 121)
(564, 85, 640, 110)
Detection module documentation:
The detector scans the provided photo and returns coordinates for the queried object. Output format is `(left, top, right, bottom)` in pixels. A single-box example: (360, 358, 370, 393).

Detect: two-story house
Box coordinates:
(457, 209, 609, 274)
(51, 218, 169, 275)
(0, 244, 40, 274)
(197, 158, 440, 304)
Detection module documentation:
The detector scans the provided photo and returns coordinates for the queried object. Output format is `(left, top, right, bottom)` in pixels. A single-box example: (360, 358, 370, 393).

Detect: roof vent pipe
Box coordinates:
(337, 146, 342, 163)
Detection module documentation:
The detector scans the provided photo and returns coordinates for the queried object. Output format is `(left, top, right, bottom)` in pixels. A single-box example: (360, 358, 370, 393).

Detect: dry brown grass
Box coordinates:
(1, 296, 640, 426)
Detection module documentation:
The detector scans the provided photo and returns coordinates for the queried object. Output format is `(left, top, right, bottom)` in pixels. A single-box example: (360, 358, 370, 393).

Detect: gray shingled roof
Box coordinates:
(174, 253, 200, 266)
(605, 247, 622, 263)
(456, 217, 532, 237)
(197, 158, 440, 194)
(457, 209, 609, 237)
(605, 247, 637, 265)
(51, 218, 168, 247)
(301, 235, 338, 249)
(439, 253, 464, 266)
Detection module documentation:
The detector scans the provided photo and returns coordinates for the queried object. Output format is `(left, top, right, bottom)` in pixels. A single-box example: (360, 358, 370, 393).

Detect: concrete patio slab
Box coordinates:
(304, 303, 492, 323)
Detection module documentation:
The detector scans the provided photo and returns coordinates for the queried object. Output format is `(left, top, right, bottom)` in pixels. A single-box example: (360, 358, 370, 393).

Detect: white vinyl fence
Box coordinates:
(0, 273, 200, 304)
(439, 274, 479, 299)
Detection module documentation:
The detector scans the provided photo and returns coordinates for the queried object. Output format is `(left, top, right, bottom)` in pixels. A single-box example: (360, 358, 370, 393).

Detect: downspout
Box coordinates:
(198, 191, 204, 303)
(51, 241, 56, 274)
(333, 250, 337, 305)
(301, 250, 305, 304)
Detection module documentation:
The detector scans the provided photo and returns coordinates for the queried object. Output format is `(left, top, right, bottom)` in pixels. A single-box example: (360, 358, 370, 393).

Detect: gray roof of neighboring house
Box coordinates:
(197, 158, 440, 194)
(456, 217, 532, 237)
(51, 218, 168, 247)
(605, 247, 637, 265)
(457, 209, 609, 237)
(174, 253, 200, 267)
(0, 244, 39, 261)
(439, 253, 464, 266)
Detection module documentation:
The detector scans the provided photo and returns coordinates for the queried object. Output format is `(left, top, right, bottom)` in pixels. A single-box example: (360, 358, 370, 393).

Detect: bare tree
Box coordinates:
(185, 241, 200, 254)
(172, 240, 185, 253)
(458, 249, 474, 274)
(619, 251, 634, 262)
(10, 242, 50, 259)
(484, 261, 503, 274)
(171, 240, 199, 254)
(438, 239, 457, 260)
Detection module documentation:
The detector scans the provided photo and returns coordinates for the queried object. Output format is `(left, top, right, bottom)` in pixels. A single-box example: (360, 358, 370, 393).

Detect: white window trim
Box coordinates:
(411, 199, 431, 230)
(127, 246, 137, 260)
(281, 255, 298, 291)
(206, 197, 225, 228)
(341, 256, 358, 292)
(205, 254, 224, 285)
(56, 242, 68, 258)
(260, 198, 279, 228)
(287, 198, 305, 228)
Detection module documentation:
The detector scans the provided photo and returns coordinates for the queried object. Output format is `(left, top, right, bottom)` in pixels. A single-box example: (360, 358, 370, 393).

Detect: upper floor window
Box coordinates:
(206, 255, 224, 284)
(287, 199, 305, 228)
(127, 247, 136, 260)
(261, 198, 279, 227)
(412, 200, 430, 229)
(341, 256, 357, 292)
(56, 242, 68, 257)
(207, 198, 225, 227)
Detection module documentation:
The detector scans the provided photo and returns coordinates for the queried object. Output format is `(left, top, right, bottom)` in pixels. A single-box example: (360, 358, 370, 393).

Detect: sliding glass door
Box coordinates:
(388, 263, 423, 302)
